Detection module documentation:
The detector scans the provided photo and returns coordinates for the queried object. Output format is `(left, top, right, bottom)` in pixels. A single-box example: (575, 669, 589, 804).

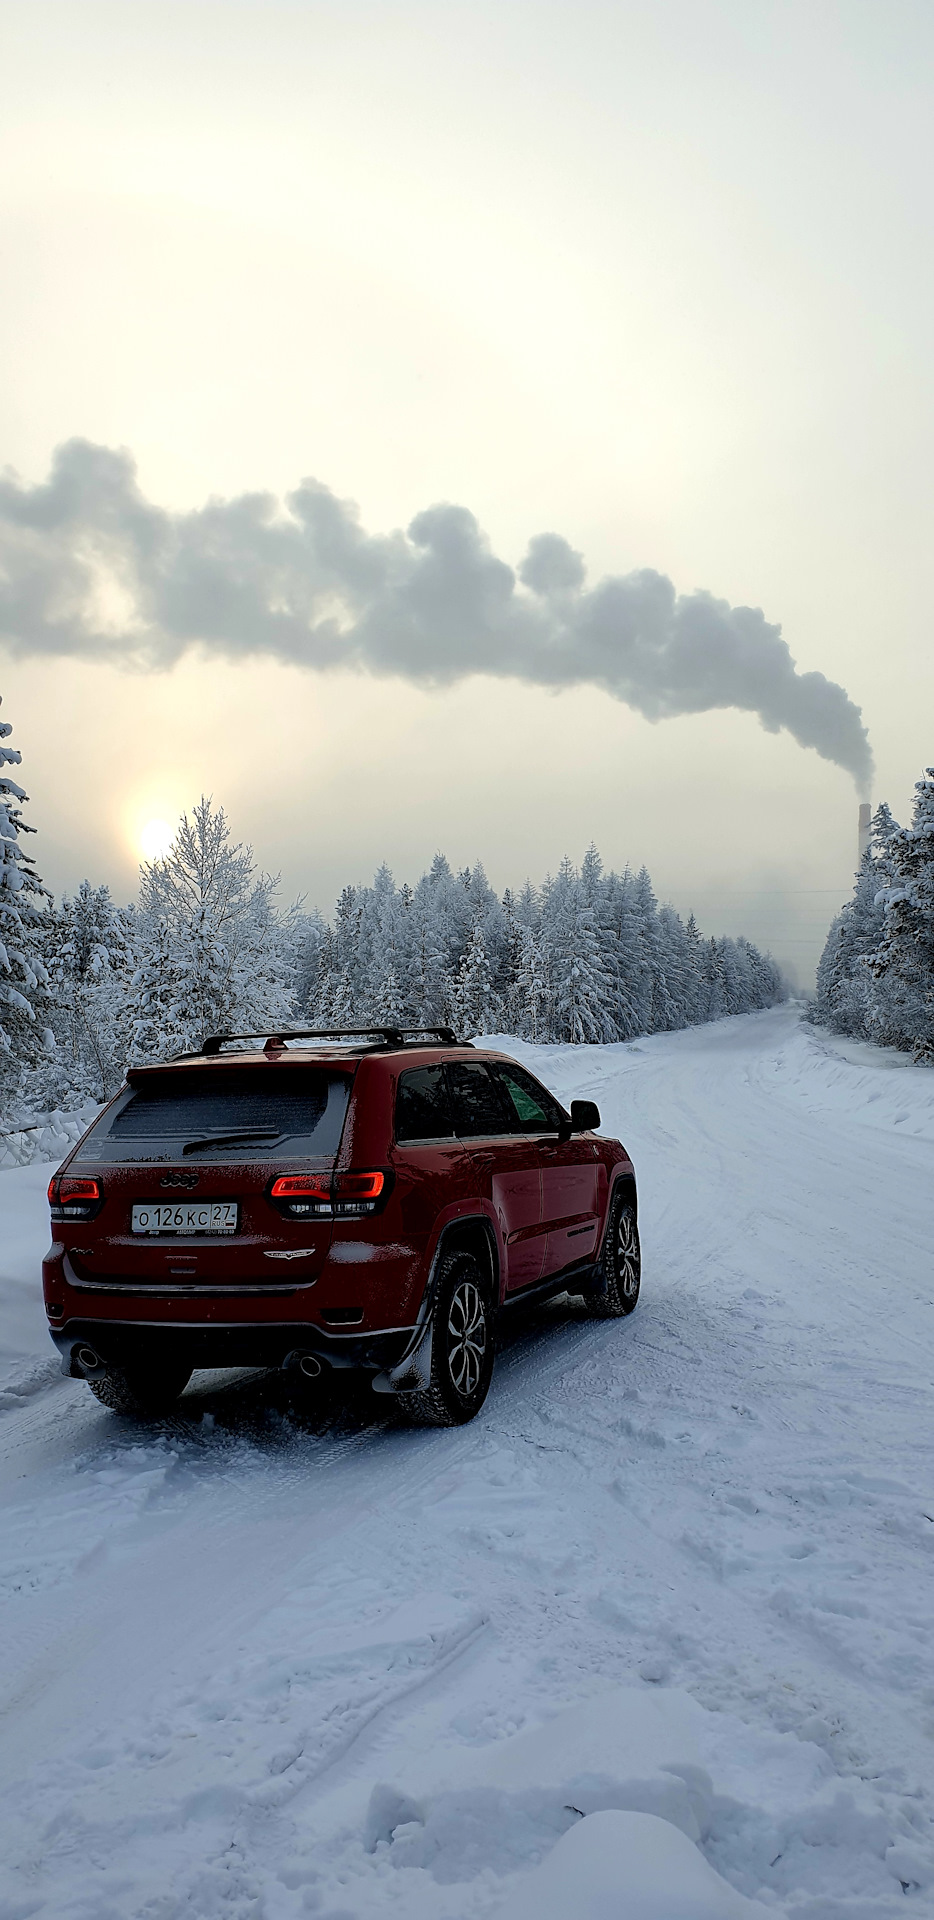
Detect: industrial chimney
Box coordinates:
(858, 802, 871, 865)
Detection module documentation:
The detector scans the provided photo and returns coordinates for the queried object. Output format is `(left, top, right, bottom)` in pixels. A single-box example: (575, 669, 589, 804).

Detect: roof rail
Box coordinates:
(194, 1026, 470, 1057)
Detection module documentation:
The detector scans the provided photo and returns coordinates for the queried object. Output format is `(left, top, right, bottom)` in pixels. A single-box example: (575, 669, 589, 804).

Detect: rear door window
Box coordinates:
(445, 1062, 512, 1138)
(78, 1070, 352, 1162)
(395, 1066, 456, 1143)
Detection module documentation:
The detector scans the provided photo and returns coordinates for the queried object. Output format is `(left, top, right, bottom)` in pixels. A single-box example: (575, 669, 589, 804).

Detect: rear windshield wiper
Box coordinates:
(182, 1129, 285, 1155)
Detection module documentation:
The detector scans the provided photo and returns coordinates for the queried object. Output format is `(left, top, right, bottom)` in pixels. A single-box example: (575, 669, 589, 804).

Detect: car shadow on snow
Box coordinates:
(91, 1291, 613, 1449)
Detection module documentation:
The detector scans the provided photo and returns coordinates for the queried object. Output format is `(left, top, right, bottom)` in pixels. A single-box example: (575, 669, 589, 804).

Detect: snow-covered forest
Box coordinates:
(813, 764, 934, 1063)
(1, 699, 785, 1122)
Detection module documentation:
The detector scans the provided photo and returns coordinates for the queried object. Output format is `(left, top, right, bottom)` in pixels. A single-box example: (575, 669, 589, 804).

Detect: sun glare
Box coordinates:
(139, 818, 174, 862)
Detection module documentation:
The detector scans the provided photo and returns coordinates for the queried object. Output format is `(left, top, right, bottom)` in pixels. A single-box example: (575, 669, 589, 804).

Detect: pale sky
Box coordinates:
(2, 0, 932, 984)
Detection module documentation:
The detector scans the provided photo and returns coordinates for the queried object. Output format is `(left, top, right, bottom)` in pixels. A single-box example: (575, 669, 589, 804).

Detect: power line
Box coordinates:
(680, 887, 849, 896)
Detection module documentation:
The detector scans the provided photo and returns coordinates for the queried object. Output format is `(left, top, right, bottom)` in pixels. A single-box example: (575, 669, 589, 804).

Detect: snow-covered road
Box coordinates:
(1, 1008, 933, 1918)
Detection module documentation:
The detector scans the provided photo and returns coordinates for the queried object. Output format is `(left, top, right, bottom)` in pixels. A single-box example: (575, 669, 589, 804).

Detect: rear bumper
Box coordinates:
(50, 1318, 417, 1378)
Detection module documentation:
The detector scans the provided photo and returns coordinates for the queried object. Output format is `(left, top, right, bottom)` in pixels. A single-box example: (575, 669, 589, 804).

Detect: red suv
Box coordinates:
(43, 1028, 640, 1424)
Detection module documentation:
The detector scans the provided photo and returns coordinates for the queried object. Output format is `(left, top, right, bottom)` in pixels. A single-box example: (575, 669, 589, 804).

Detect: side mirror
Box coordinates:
(558, 1099, 601, 1140)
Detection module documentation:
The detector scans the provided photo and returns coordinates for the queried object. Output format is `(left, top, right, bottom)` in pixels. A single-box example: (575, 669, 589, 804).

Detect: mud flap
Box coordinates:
(371, 1316, 434, 1395)
(581, 1260, 607, 1301)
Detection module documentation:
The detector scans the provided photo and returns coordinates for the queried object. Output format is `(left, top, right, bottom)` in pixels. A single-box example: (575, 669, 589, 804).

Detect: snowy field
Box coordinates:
(0, 1006, 933, 1918)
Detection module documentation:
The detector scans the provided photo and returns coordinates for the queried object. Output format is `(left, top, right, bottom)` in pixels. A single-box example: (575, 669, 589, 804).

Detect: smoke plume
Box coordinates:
(0, 439, 872, 793)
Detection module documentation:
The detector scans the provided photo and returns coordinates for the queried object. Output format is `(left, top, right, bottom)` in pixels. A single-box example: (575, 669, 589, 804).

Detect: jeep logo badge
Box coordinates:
(160, 1171, 201, 1190)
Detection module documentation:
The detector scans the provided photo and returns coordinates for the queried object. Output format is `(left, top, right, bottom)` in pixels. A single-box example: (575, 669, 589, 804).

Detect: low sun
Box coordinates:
(139, 818, 174, 861)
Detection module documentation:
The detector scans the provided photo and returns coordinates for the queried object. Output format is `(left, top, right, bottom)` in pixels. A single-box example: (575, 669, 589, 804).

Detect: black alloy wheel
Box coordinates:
(586, 1194, 641, 1317)
(400, 1249, 495, 1427)
(88, 1362, 193, 1416)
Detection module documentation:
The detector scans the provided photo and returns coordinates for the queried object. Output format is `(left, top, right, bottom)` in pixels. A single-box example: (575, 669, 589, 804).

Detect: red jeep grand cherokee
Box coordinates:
(43, 1027, 640, 1425)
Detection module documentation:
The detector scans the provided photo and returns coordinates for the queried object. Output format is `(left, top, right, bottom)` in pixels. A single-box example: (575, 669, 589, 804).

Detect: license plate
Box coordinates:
(131, 1202, 239, 1236)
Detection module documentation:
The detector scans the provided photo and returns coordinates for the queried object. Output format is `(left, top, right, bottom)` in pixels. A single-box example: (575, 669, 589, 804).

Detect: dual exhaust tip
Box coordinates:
(72, 1345, 326, 1380)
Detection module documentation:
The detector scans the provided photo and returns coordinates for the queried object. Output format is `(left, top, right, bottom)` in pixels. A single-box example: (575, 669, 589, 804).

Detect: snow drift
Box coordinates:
(497, 1810, 773, 1920)
(0, 439, 873, 791)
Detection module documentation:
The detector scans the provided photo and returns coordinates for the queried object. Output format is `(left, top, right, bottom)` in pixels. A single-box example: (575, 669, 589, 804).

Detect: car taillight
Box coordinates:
(268, 1170, 392, 1218)
(270, 1175, 332, 1200)
(48, 1175, 104, 1221)
(333, 1170, 386, 1215)
(335, 1171, 384, 1201)
(269, 1173, 332, 1217)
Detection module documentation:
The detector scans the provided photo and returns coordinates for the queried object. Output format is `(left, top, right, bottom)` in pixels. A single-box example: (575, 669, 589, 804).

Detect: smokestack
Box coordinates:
(858, 802, 871, 865)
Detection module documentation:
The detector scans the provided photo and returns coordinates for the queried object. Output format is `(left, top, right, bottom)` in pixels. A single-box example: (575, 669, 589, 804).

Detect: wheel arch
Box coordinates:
(372, 1214, 499, 1399)
(607, 1170, 638, 1223)
(433, 1216, 500, 1306)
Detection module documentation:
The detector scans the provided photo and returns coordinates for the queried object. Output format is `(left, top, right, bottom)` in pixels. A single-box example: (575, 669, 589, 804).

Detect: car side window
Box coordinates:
(494, 1064, 564, 1133)
(445, 1062, 512, 1138)
(395, 1065, 456, 1142)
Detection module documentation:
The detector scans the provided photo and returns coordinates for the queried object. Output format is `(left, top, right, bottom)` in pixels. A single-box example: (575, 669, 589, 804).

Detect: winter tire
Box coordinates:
(87, 1362, 192, 1416)
(399, 1250, 495, 1427)
(586, 1194, 641, 1317)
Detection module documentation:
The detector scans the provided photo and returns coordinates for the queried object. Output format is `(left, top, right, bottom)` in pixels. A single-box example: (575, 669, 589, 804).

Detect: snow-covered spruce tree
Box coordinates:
(542, 858, 617, 1044)
(453, 913, 496, 1037)
(511, 921, 549, 1040)
(405, 863, 457, 1027)
(866, 771, 934, 1061)
(313, 888, 365, 1023)
(632, 867, 676, 1034)
(45, 881, 135, 1101)
(601, 868, 646, 1040)
(701, 937, 726, 1021)
(406, 914, 450, 1028)
(717, 935, 749, 1018)
(129, 798, 294, 1060)
(303, 847, 784, 1049)
(362, 865, 409, 1023)
(129, 912, 188, 1063)
(810, 790, 934, 1057)
(656, 905, 700, 1029)
(287, 904, 327, 1016)
(813, 848, 884, 1038)
(0, 697, 51, 1113)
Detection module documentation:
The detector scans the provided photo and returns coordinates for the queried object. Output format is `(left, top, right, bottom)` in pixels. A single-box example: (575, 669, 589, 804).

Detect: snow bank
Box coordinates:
(497, 1810, 773, 1920)
(397, 1685, 716, 1842)
(365, 1686, 859, 1909)
(760, 1020, 934, 1141)
(0, 1162, 66, 1396)
(0, 1103, 98, 1170)
(0, 1118, 97, 1398)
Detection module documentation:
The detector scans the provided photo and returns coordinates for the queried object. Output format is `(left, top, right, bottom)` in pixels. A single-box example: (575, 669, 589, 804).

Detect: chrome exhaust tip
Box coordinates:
(74, 1344, 104, 1376)
(298, 1354, 322, 1379)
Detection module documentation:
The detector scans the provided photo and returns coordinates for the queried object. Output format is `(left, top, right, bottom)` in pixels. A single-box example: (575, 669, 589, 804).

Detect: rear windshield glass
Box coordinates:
(78, 1070, 351, 1163)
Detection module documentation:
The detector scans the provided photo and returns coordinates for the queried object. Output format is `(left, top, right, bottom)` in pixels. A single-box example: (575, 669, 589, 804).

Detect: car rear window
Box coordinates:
(78, 1070, 352, 1162)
